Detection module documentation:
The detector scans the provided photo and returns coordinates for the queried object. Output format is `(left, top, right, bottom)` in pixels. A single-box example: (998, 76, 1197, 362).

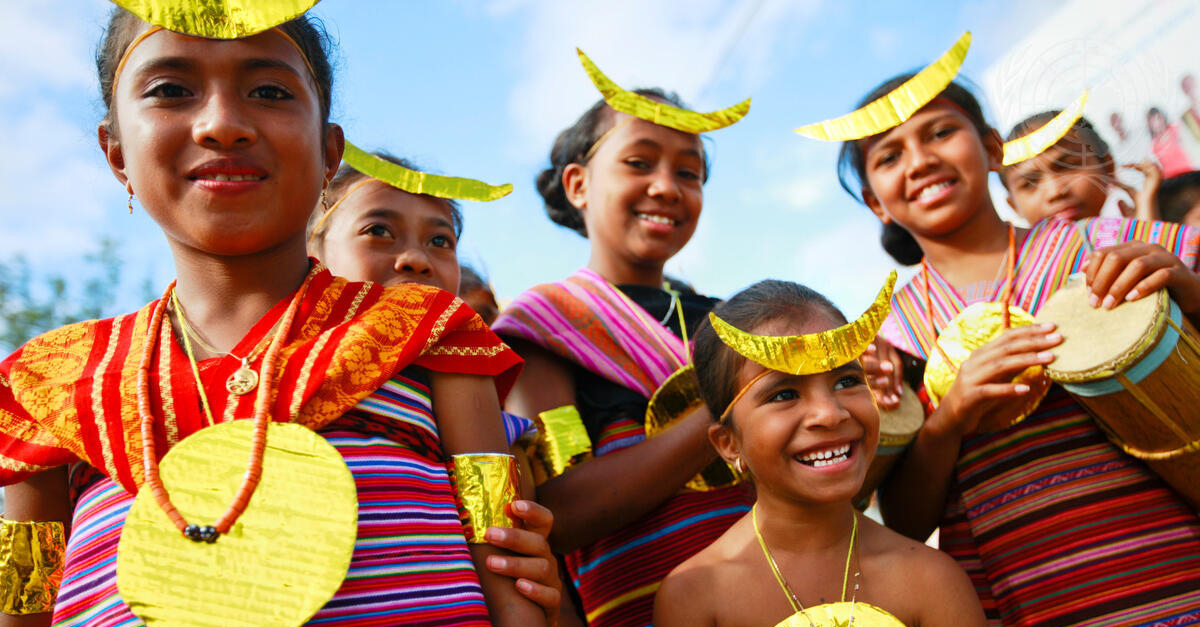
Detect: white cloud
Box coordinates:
(0, 1, 98, 99)
(868, 26, 900, 58)
(793, 214, 917, 314)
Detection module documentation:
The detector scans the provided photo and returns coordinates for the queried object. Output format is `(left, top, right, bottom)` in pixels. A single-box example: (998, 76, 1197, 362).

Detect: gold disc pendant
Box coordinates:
(226, 358, 259, 396)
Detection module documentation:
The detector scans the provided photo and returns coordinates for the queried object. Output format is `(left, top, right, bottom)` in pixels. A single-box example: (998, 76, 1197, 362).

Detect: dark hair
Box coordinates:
(96, 8, 336, 131)
(1158, 171, 1200, 223)
(835, 75, 993, 266)
(536, 88, 711, 237)
(998, 112, 1111, 190)
(693, 280, 846, 422)
(459, 264, 490, 293)
(307, 153, 464, 251)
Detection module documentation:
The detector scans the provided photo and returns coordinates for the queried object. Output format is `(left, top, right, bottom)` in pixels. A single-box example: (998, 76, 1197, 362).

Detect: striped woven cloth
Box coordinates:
(879, 217, 1200, 625)
(51, 372, 498, 627)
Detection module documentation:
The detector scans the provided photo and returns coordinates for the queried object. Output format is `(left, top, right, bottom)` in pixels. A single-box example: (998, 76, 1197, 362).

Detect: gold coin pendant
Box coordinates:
(226, 361, 259, 396)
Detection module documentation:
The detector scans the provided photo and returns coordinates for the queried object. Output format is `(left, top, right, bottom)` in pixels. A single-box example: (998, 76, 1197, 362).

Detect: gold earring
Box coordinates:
(128, 192, 134, 214)
(321, 186, 330, 213)
(734, 458, 745, 473)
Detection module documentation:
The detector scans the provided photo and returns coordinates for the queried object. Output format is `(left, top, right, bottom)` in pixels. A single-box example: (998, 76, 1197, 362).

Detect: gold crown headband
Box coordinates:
(309, 142, 514, 239)
(713, 272, 896, 420)
(794, 32, 971, 141)
(1001, 91, 1090, 166)
(576, 48, 750, 156)
(109, 0, 323, 100)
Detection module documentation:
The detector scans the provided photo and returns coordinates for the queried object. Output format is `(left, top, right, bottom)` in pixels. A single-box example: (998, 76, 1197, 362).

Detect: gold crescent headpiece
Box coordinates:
(341, 142, 513, 202)
(112, 0, 319, 39)
(577, 49, 750, 134)
(1001, 91, 1090, 166)
(709, 272, 897, 375)
(794, 32, 971, 141)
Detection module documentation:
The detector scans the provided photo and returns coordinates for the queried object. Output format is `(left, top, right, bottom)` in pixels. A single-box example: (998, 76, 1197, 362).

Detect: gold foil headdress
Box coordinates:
(710, 272, 897, 375)
(794, 32, 971, 141)
(342, 142, 513, 202)
(112, 0, 319, 39)
(1001, 91, 1090, 166)
(577, 49, 750, 134)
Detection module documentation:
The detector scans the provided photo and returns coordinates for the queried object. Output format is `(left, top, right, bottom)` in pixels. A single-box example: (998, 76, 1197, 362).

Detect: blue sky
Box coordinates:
(1, 0, 1059, 318)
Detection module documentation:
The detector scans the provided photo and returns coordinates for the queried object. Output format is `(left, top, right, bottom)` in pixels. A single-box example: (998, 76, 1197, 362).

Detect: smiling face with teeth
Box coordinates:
(101, 26, 342, 258)
(562, 113, 705, 283)
(711, 312, 880, 505)
(860, 103, 1003, 246)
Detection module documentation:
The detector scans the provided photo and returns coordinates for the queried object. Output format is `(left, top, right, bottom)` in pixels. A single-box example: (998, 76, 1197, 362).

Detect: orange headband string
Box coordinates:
(110, 26, 323, 103)
(719, 369, 773, 423)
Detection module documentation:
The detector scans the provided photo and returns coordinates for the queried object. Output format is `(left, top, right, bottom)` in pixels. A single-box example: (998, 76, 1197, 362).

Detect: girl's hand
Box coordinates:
(1115, 160, 1163, 221)
(932, 324, 1061, 438)
(1084, 241, 1200, 316)
(485, 500, 561, 626)
(863, 338, 904, 410)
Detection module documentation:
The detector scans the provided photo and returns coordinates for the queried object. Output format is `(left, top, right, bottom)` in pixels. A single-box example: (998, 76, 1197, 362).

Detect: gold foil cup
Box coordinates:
(451, 453, 520, 543)
(924, 302, 1049, 433)
(527, 405, 592, 485)
(645, 366, 741, 491)
(0, 518, 65, 615)
(774, 602, 906, 627)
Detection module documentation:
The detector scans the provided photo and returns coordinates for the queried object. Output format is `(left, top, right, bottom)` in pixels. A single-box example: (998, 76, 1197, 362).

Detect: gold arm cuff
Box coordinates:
(450, 454, 520, 543)
(527, 406, 592, 486)
(0, 518, 65, 615)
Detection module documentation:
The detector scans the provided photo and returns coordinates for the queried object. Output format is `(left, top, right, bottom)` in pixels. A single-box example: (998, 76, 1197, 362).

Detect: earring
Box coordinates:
(734, 458, 745, 473)
(320, 181, 331, 214)
(127, 192, 134, 214)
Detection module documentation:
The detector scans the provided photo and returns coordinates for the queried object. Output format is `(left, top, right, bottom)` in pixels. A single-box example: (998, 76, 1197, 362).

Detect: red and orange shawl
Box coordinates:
(0, 266, 521, 493)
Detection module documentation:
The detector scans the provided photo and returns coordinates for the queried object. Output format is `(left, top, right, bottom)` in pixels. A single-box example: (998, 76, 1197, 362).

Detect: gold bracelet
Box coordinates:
(450, 454, 520, 543)
(1, 517, 66, 615)
(527, 405, 592, 485)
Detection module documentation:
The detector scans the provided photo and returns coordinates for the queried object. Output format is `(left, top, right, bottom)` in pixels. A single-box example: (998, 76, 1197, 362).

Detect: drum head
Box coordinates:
(1036, 278, 1166, 381)
(878, 383, 923, 446)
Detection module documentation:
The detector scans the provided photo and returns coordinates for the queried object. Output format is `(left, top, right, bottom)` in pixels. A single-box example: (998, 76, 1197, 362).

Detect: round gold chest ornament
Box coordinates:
(924, 302, 1050, 433)
(774, 602, 905, 627)
(225, 358, 259, 395)
(117, 421, 358, 627)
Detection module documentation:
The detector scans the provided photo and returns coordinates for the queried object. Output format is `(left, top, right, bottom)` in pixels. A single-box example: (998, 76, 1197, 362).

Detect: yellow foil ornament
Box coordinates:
(527, 405, 592, 485)
(1002, 91, 1090, 166)
(113, 0, 319, 39)
(577, 49, 750, 134)
(342, 142, 513, 202)
(795, 32, 971, 141)
(710, 272, 897, 375)
(644, 366, 741, 491)
(450, 453, 520, 543)
(774, 602, 906, 627)
(924, 302, 1050, 432)
(117, 421, 357, 627)
(0, 519, 65, 615)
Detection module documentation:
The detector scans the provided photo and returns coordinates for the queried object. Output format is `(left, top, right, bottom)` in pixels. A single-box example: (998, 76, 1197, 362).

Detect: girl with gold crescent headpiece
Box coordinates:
(0, 3, 550, 627)
(816, 32, 1200, 623)
(492, 50, 753, 627)
(1000, 96, 1166, 225)
(655, 277, 986, 627)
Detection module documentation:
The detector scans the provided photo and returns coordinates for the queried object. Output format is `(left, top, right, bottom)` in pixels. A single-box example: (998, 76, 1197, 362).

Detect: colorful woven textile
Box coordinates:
(879, 217, 1200, 625)
(51, 372, 495, 626)
(494, 269, 752, 627)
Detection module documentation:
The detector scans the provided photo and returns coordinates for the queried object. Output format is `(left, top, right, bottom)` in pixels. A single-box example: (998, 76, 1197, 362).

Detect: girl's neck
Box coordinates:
(916, 205, 1014, 290)
(168, 239, 310, 354)
(587, 249, 665, 288)
(753, 489, 857, 555)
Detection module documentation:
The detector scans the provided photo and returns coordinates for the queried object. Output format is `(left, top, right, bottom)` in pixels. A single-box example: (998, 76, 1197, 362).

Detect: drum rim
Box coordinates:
(1045, 289, 1168, 382)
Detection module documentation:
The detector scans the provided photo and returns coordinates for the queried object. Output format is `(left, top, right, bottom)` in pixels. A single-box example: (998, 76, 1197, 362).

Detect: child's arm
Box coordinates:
(1, 467, 71, 627)
(504, 341, 718, 553)
(879, 325, 1061, 540)
(431, 372, 547, 627)
(484, 500, 561, 626)
(1115, 160, 1163, 221)
(909, 546, 987, 627)
(1084, 241, 1200, 326)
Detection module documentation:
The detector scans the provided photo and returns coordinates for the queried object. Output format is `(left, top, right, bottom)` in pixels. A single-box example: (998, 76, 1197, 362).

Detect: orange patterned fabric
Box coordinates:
(0, 267, 521, 492)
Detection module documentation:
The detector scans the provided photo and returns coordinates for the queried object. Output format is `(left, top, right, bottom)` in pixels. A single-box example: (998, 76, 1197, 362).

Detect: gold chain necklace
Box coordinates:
(752, 505, 861, 626)
(170, 296, 284, 396)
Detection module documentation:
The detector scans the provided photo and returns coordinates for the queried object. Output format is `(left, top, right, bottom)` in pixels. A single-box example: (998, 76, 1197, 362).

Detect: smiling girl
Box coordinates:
(0, 5, 542, 627)
(493, 53, 754, 627)
(819, 39, 1200, 624)
(655, 277, 985, 627)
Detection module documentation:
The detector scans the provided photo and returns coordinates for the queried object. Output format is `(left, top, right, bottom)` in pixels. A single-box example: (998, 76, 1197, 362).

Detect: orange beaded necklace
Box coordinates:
(136, 273, 311, 543)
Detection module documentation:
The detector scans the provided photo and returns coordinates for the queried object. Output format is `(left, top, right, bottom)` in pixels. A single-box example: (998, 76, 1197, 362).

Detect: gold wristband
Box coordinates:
(527, 405, 592, 485)
(450, 454, 520, 543)
(1, 517, 65, 615)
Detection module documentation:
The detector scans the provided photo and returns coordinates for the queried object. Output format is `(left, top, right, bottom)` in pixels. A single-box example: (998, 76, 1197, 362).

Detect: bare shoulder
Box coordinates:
(655, 515, 753, 627)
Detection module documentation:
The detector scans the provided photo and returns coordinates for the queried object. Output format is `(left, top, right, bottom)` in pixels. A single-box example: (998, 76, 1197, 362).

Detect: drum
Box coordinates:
(854, 383, 924, 509)
(1036, 277, 1200, 510)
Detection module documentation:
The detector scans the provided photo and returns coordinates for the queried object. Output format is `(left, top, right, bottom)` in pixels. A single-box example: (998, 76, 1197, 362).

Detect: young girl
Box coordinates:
(0, 6, 544, 627)
(306, 152, 564, 621)
(655, 276, 986, 627)
(822, 45, 1200, 624)
(1001, 111, 1162, 223)
(492, 51, 755, 627)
